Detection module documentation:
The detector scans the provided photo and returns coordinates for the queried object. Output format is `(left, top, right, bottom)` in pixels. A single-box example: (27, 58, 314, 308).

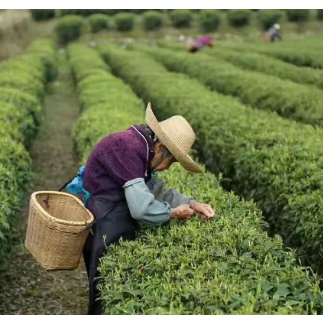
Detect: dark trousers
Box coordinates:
(82, 195, 138, 315)
(83, 235, 102, 315)
(188, 46, 199, 53)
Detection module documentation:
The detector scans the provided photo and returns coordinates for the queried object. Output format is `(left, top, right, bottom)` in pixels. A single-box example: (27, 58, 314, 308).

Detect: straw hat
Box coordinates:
(145, 103, 202, 173)
(274, 24, 280, 30)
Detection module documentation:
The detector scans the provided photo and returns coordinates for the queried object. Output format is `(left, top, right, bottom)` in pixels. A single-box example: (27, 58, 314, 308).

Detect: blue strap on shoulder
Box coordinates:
(82, 187, 91, 208)
(66, 165, 91, 207)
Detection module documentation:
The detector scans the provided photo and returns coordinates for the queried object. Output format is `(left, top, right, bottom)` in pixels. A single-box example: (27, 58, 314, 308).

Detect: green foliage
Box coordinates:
(259, 9, 283, 30)
(67, 46, 109, 84)
(250, 43, 323, 69)
(54, 15, 85, 45)
(0, 39, 56, 265)
(88, 14, 109, 33)
(317, 9, 323, 21)
(227, 9, 252, 27)
(142, 10, 164, 31)
(207, 47, 323, 90)
(69, 43, 323, 314)
(217, 41, 323, 69)
(199, 9, 221, 32)
(142, 46, 323, 128)
(30, 9, 56, 21)
(59, 9, 104, 16)
(0, 90, 41, 146)
(100, 44, 323, 271)
(53, 8, 313, 33)
(285, 9, 310, 23)
(114, 13, 135, 32)
(59, 9, 148, 16)
(99, 167, 323, 314)
(0, 71, 44, 100)
(170, 9, 192, 28)
(67, 43, 143, 160)
(26, 39, 58, 82)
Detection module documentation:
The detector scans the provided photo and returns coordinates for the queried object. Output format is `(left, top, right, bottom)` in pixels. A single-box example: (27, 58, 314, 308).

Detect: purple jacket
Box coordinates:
(81, 124, 194, 218)
(195, 36, 213, 48)
(82, 125, 155, 213)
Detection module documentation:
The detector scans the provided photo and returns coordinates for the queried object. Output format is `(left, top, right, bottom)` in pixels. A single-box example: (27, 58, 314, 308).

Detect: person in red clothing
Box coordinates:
(187, 34, 214, 53)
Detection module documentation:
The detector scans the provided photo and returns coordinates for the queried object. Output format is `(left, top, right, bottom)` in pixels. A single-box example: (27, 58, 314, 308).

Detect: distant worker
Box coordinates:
(179, 34, 186, 42)
(186, 34, 214, 53)
(263, 24, 282, 43)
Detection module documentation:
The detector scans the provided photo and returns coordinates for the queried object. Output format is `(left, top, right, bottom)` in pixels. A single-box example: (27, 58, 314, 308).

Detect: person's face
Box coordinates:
(151, 142, 177, 172)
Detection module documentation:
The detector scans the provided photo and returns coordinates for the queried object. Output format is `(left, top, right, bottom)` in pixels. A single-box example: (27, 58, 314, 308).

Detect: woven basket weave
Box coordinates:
(25, 191, 94, 270)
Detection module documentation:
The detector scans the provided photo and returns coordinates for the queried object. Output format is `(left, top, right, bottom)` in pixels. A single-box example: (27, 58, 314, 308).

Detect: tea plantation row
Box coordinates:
(0, 39, 57, 264)
(98, 44, 323, 271)
(139, 45, 323, 128)
(67, 43, 323, 314)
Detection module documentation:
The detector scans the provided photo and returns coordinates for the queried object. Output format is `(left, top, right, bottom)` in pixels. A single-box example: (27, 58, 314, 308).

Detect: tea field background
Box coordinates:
(1, 9, 323, 314)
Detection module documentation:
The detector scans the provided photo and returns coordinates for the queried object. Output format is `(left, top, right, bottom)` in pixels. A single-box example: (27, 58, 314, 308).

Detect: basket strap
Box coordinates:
(58, 176, 77, 192)
(42, 175, 81, 210)
(58, 166, 86, 192)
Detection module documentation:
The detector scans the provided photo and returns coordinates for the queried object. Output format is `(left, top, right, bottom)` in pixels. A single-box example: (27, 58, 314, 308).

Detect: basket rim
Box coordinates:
(31, 191, 94, 227)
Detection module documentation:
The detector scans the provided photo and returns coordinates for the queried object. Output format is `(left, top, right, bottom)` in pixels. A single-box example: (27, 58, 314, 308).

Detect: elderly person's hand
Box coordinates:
(190, 201, 215, 220)
(171, 204, 194, 220)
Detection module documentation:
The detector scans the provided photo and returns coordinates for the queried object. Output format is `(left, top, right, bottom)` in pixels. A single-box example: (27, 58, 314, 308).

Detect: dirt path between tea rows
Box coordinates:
(0, 54, 88, 315)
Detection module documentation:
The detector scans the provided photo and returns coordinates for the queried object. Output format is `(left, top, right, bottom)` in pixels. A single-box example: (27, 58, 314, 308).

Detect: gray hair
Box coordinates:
(140, 123, 173, 158)
(140, 123, 157, 142)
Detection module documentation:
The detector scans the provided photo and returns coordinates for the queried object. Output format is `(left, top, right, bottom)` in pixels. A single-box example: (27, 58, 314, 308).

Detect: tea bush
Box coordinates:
(0, 39, 56, 264)
(159, 41, 323, 89)
(142, 10, 164, 31)
(114, 13, 135, 32)
(88, 14, 109, 33)
(260, 46, 323, 68)
(285, 9, 310, 23)
(67, 43, 143, 159)
(259, 9, 283, 30)
(139, 46, 323, 128)
(199, 10, 221, 32)
(206, 47, 323, 90)
(317, 9, 323, 21)
(54, 15, 85, 45)
(59, 9, 148, 17)
(227, 9, 252, 27)
(170, 9, 192, 28)
(67, 46, 109, 84)
(25, 39, 58, 82)
(30, 9, 56, 21)
(219, 41, 323, 69)
(99, 166, 323, 314)
(68, 44, 323, 314)
(99, 45, 323, 270)
(0, 93, 39, 147)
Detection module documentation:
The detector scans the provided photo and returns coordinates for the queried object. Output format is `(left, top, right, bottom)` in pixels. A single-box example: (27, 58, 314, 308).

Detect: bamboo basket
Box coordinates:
(25, 191, 94, 270)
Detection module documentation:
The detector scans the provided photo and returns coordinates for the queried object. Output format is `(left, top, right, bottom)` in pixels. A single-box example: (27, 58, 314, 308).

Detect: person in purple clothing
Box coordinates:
(187, 34, 214, 53)
(75, 103, 214, 315)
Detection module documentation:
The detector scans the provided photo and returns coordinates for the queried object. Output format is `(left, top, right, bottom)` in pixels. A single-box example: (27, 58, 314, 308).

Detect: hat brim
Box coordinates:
(145, 103, 203, 173)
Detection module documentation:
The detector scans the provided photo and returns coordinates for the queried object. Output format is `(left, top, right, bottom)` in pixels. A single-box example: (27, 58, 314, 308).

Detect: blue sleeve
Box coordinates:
(123, 178, 171, 226)
(146, 177, 195, 208)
